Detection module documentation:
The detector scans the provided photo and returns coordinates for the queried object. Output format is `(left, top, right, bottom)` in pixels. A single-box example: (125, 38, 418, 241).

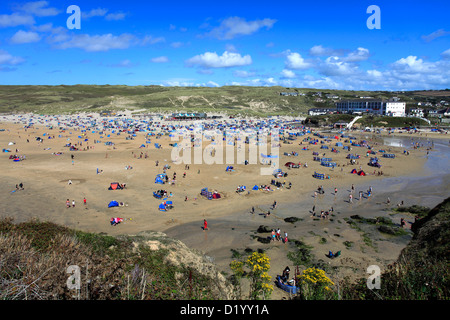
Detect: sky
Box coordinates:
(0, 0, 449, 90)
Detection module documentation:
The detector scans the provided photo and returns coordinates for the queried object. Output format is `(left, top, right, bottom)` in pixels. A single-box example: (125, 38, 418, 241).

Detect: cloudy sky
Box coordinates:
(1, 0, 449, 90)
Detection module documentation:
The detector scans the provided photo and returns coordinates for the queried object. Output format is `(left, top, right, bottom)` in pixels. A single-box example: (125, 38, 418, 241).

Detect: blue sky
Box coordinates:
(0, 0, 449, 90)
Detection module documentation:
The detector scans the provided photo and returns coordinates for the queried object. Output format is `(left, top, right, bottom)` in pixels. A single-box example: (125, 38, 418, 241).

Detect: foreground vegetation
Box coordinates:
(0, 197, 449, 300)
(0, 218, 231, 300)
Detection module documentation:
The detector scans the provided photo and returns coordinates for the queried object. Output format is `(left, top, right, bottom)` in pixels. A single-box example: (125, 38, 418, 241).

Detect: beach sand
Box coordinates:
(0, 115, 447, 299)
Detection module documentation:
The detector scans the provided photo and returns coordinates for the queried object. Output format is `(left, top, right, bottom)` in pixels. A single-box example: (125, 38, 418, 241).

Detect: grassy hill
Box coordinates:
(0, 217, 233, 300)
(1, 85, 448, 116)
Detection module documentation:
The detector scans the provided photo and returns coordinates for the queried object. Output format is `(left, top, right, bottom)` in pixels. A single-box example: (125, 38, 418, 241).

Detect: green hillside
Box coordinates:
(1, 85, 448, 116)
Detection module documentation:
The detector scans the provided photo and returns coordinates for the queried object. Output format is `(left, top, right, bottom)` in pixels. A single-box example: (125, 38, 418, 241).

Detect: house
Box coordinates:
(409, 108, 424, 117)
(427, 108, 449, 118)
(171, 112, 207, 120)
(308, 108, 337, 116)
(333, 121, 348, 129)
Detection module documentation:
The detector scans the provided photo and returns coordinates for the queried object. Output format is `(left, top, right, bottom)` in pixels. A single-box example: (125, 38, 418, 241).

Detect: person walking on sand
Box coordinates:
(66, 199, 70, 208)
(203, 219, 208, 230)
(72, 200, 75, 208)
(349, 194, 353, 204)
(83, 197, 87, 205)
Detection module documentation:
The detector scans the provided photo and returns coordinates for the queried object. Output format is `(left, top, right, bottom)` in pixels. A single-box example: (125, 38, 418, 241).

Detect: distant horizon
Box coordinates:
(0, 83, 449, 93)
(1, 1, 449, 91)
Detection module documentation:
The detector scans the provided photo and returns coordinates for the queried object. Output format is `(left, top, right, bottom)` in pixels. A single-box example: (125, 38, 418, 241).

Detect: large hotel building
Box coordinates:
(336, 99, 406, 117)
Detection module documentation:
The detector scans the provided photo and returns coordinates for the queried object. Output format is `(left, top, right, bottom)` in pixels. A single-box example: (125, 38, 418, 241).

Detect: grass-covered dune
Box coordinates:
(0, 217, 233, 300)
(1, 85, 448, 116)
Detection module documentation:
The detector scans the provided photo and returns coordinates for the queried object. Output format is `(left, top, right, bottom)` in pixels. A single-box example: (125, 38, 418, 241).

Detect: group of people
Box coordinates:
(271, 228, 288, 243)
(66, 197, 87, 208)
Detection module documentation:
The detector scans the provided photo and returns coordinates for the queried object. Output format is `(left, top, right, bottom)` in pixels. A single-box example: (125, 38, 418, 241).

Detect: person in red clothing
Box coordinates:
(203, 219, 208, 230)
(83, 197, 87, 205)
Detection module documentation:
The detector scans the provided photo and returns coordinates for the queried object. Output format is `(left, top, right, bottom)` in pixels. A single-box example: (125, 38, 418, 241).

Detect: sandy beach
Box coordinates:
(1, 112, 448, 299)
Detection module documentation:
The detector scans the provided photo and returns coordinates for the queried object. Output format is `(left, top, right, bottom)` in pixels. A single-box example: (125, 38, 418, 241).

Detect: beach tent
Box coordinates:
(252, 185, 259, 190)
(226, 166, 234, 172)
(313, 172, 325, 180)
(155, 174, 166, 184)
(212, 193, 221, 199)
(357, 170, 366, 176)
(110, 217, 123, 225)
(159, 203, 166, 211)
(285, 162, 295, 167)
(351, 169, 358, 174)
(108, 200, 119, 208)
(108, 182, 122, 190)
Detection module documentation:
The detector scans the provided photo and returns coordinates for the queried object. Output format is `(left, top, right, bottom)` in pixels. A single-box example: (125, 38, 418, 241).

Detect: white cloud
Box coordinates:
(206, 81, 220, 87)
(0, 13, 35, 28)
(82, 8, 126, 21)
(0, 49, 25, 65)
(142, 35, 165, 45)
(343, 47, 370, 62)
(15, 1, 60, 17)
(441, 48, 450, 59)
(309, 45, 347, 57)
(170, 41, 184, 48)
(318, 56, 359, 76)
(205, 16, 276, 40)
(151, 56, 169, 63)
(367, 69, 383, 78)
(161, 79, 220, 87)
(186, 51, 252, 68)
(309, 45, 333, 56)
(391, 55, 434, 74)
(109, 59, 134, 68)
(55, 33, 136, 52)
(280, 69, 296, 78)
(225, 44, 238, 53)
(421, 29, 450, 42)
(11, 30, 41, 44)
(82, 8, 108, 19)
(233, 70, 255, 78)
(105, 13, 127, 21)
(284, 51, 310, 70)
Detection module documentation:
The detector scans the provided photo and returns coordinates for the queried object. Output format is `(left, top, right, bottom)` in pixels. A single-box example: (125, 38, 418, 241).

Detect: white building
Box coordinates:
(336, 99, 405, 117)
(385, 101, 406, 117)
(409, 108, 424, 117)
